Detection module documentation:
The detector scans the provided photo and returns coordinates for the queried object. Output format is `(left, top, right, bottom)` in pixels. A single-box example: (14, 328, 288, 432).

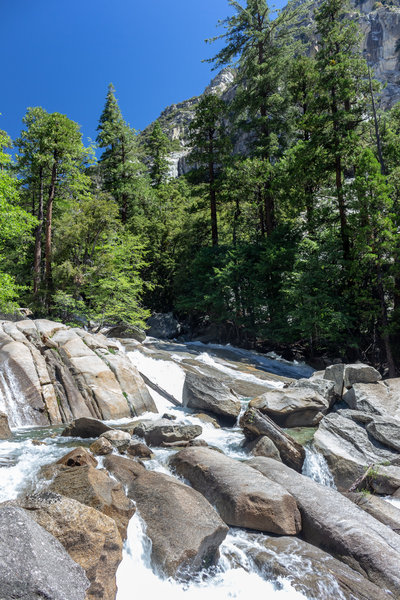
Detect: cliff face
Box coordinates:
(146, 1, 400, 176)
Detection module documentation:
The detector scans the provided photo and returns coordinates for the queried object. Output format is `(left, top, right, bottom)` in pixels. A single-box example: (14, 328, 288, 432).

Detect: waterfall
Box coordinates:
(0, 360, 38, 428)
(302, 445, 336, 488)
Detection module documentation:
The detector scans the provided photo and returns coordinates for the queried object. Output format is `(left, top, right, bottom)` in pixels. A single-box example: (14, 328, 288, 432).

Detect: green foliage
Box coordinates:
(147, 121, 171, 186)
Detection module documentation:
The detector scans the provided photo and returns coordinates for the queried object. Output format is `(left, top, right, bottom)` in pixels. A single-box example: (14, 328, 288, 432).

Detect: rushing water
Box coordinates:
(0, 339, 343, 600)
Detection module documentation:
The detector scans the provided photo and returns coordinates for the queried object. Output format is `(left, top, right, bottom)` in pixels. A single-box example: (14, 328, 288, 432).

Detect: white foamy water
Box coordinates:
(0, 362, 40, 427)
(116, 514, 308, 600)
(127, 349, 186, 403)
(302, 445, 336, 488)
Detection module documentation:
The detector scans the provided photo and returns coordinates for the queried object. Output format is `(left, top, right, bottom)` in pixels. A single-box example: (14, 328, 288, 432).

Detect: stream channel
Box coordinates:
(0, 337, 347, 599)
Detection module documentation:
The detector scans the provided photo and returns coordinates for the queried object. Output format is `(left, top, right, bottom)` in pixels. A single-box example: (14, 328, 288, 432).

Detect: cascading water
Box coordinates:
(302, 445, 336, 488)
(0, 360, 38, 428)
(0, 337, 358, 600)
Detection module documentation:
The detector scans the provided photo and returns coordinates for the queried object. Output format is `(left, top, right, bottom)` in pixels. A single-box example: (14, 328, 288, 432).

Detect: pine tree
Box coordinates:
(147, 121, 170, 186)
(188, 94, 230, 246)
(97, 84, 142, 223)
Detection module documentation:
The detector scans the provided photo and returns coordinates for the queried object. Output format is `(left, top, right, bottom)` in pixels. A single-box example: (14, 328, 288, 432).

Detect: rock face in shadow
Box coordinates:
(0, 319, 157, 428)
(249, 534, 392, 600)
(249, 456, 400, 597)
(182, 371, 241, 424)
(240, 407, 305, 472)
(17, 492, 123, 600)
(112, 464, 229, 577)
(170, 447, 302, 535)
(0, 504, 89, 600)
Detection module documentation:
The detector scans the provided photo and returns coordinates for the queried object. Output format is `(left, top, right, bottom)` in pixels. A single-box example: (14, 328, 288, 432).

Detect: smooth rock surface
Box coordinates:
(343, 364, 382, 388)
(18, 492, 123, 600)
(249, 534, 392, 600)
(243, 435, 282, 461)
(45, 464, 134, 540)
(134, 418, 202, 446)
(240, 407, 305, 472)
(0, 504, 89, 600)
(250, 387, 329, 427)
(182, 371, 241, 424)
(56, 447, 98, 468)
(249, 456, 400, 596)
(289, 377, 337, 406)
(344, 492, 400, 534)
(61, 417, 112, 438)
(170, 447, 301, 535)
(314, 412, 399, 490)
(100, 429, 131, 452)
(90, 437, 114, 456)
(126, 468, 229, 576)
(343, 380, 400, 420)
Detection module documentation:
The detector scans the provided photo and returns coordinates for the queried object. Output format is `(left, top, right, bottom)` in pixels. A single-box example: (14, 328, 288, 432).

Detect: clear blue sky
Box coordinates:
(1, 0, 286, 147)
(1, 0, 237, 146)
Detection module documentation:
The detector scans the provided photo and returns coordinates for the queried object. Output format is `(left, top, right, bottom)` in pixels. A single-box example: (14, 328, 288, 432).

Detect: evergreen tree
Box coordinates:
(97, 84, 142, 223)
(188, 94, 230, 246)
(147, 121, 170, 186)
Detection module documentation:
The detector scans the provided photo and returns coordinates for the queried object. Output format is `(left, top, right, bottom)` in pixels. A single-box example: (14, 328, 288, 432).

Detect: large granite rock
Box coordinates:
(0, 319, 156, 428)
(240, 407, 305, 472)
(344, 492, 400, 535)
(146, 312, 180, 339)
(0, 504, 89, 600)
(133, 418, 202, 446)
(170, 447, 301, 535)
(249, 534, 392, 600)
(249, 386, 329, 427)
(123, 467, 228, 577)
(44, 462, 134, 540)
(313, 412, 400, 489)
(249, 456, 400, 596)
(103, 454, 147, 489)
(343, 379, 400, 420)
(61, 417, 112, 438)
(17, 492, 123, 600)
(182, 371, 241, 424)
(289, 376, 337, 406)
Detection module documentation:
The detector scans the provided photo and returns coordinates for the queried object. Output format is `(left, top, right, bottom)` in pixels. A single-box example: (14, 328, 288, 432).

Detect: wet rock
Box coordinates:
(0, 411, 12, 439)
(61, 417, 112, 439)
(182, 371, 241, 424)
(249, 456, 400, 596)
(56, 447, 98, 468)
(344, 492, 400, 534)
(193, 413, 221, 428)
(170, 447, 301, 535)
(126, 468, 228, 577)
(243, 435, 282, 461)
(90, 437, 114, 456)
(162, 413, 177, 420)
(100, 429, 131, 452)
(133, 418, 202, 447)
(46, 464, 134, 540)
(0, 504, 89, 600)
(250, 387, 329, 427)
(250, 535, 392, 600)
(240, 408, 305, 472)
(313, 412, 399, 490)
(18, 492, 122, 600)
(126, 441, 153, 459)
(103, 454, 146, 489)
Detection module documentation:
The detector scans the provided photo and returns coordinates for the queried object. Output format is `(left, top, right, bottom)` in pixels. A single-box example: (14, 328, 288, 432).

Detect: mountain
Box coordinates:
(143, 0, 400, 177)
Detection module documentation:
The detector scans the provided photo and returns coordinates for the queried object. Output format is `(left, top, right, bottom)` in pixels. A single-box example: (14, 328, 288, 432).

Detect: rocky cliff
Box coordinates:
(144, 0, 400, 177)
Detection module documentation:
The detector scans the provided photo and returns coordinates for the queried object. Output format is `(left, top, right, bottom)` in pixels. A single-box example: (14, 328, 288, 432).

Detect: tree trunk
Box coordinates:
(45, 158, 57, 306)
(33, 167, 44, 295)
(209, 137, 218, 246)
(335, 154, 350, 260)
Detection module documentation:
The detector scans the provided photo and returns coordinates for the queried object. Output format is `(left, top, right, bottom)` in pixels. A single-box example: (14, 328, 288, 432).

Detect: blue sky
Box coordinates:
(2, 0, 240, 146)
(2, 1, 287, 147)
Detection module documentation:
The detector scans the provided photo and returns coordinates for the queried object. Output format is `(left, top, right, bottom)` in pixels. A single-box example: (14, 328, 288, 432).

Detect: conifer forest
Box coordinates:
(1, 0, 400, 373)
